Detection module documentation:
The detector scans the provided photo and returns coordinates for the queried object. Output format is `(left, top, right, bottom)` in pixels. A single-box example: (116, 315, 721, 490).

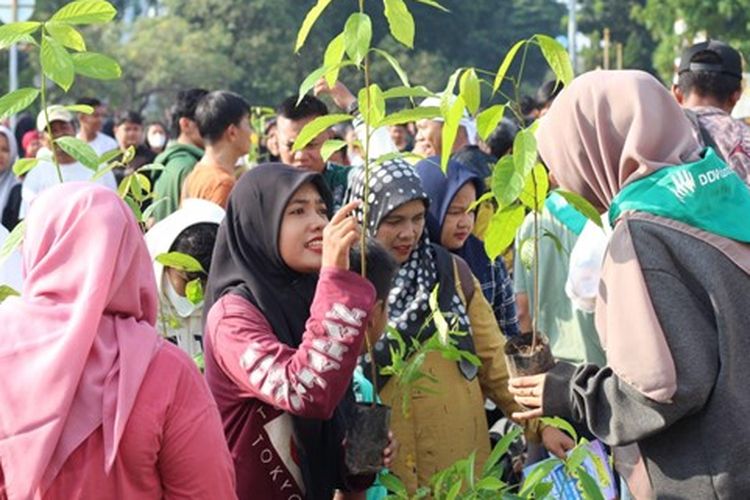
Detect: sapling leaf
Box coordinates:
(98, 147, 123, 164)
(475, 476, 504, 491)
(155, 252, 205, 273)
(513, 129, 537, 184)
(413, 0, 449, 13)
(185, 278, 204, 305)
(343, 13, 372, 66)
(322, 33, 345, 88)
(294, 0, 334, 52)
(428, 285, 449, 344)
(554, 190, 603, 227)
(443, 67, 463, 96)
(0, 21, 41, 50)
(379, 106, 440, 127)
(536, 34, 574, 86)
(297, 65, 328, 105)
(358, 84, 386, 126)
(483, 425, 523, 475)
(382, 85, 433, 100)
(459, 68, 481, 115)
(142, 197, 168, 222)
(379, 471, 408, 497)
(493, 39, 525, 92)
(64, 104, 94, 114)
(491, 155, 523, 208)
(0, 285, 20, 303)
(519, 237, 534, 270)
(123, 196, 142, 221)
(446, 478, 462, 500)
(292, 114, 351, 151)
(55, 136, 100, 170)
(0, 88, 39, 121)
(440, 94, 466, 172)
(372, 49, 411, 88)
(320, 139, 348, 162)
(193, 352, 205, 371)
(576, 469, 606, 500)
(464, 451, 476, 488)
(484, 204, 525, 261)
(518, 163, 548, 212)
(134, 172, 152, 197)
(51, 0, 117, 25)
(41, 35, 75, 91)
(476, 104, 506, 141)
(458, 350, 481, 366)
(541, 229, 566, 256)
(533, 480, 554, 499)
(12, 158, 38, 177)
(467, 191, 495, 212)
(519, 460, 558, 495)
(45, 22, 86, 51)
(117, 175, 131, 198)
(71, 52, 121, 80)
(0, 230, 24, 270)
(383, 0, 414, 48)
(566, 445, 589, 473)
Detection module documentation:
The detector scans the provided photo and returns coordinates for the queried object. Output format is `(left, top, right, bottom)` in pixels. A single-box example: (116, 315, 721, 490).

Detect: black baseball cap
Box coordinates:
(678, 40, 743, 79)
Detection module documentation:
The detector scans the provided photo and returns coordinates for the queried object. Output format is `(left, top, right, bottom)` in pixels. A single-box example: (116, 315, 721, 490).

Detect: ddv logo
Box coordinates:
(698, 166, 734, 186)
(669, 170, 696, 202)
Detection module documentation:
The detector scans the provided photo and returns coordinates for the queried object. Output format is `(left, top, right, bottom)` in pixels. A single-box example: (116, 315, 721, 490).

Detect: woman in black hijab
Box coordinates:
(203, 163, 379, 500)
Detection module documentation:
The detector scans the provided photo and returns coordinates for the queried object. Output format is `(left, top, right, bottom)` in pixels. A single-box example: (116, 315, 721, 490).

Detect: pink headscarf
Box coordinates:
(536, 70, 703, 209)
(0, 182, 161, 499)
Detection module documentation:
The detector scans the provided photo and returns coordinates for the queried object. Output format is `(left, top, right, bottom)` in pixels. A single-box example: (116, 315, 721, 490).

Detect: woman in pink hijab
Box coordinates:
(0, 183, 236, 499)
(509, 70, 750, 498)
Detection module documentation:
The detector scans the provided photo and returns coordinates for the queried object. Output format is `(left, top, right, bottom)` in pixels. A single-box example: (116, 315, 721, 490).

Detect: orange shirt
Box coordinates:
(181, 160, 235, 208)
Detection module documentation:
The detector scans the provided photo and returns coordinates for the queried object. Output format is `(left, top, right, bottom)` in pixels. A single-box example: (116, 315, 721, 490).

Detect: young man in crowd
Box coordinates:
(276, 94, 352, 209)
(181, 90, 250, 208)
(672, 39, 750, 185)
(75, 97, 118, 157)
(113, 110, 157, 183)
(22, 106, 117, 217)
(152, 88, 208, 222)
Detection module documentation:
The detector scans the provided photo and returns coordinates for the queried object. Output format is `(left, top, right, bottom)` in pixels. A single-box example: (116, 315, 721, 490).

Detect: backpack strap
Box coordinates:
(453, 255, 476, 307)
(683, 108, 727, 162)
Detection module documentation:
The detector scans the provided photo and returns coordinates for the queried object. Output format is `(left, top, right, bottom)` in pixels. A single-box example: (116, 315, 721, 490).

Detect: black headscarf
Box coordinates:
(204, 163, 345, 500)
(346, 159, 477, 389)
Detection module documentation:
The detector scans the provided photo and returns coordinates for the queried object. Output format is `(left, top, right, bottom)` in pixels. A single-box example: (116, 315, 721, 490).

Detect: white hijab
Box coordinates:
(0, 223, 23, 291)
(0, 126, 19, 215)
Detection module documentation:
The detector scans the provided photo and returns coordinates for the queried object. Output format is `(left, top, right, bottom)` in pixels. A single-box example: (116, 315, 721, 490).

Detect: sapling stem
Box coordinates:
(357, 0, 379, 404)
(531, 171, 541, 352)
(39, 71, 64, 184)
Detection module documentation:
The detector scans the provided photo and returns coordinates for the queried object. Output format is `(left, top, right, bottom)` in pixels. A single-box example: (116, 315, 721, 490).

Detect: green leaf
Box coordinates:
(0, 220, 25, 267)
(0, 284, 20, 303)
(51, 0, 117, 25)
(519, 460, 559, 496)
(459, 68, 481, 115)
(428, 285, 449, 343)
(554, 190, 603, 227)
(476, 104, 506, 141)
(292, 114, 350, 152)
(475, 476, 504, 491)
(12, 157, 39, 177)
(491, 155, 525, 208)
(493, 39, 525, 92)
(513, 129, 537, 183)
(71, 52, 121, 80)
(518, 163, 549, 212)
(536, 34, 574, 86)
(540, 416, 578, 443)
(64, 104, 94, 114)
(320, 139, 347, 162)
(0, 87, 39, 121)
(134, 172, 152, 196)
(379, 106, 440, 127)
(343, 13, 372, 66)
(382, 85, 434, 100)
(41, 35, 75, 91)
(297, 62, 356, 105)
(446, 478, 462, 500)
(380, 472, 408, 496)
(576, 469, 606, 500)
(484, 204, 525, 260)
(483, 425, 523, 475)
(141, 197, 168, 222)
(323, 33, 345, 88)
(440, 95, 466, 172)
(542, 229, 566, 256)
(155, 251, 205, 273)
(358, 83, 386, 126)
(193, 352, 205, 371)
(0, 21, 41, 50)
(467, 191, 494, 212)
(98, 147, 123, 165)
(412, 0, 449, 12)
(123, 195, 142, 221)
(372, 48, 411, 88)
(55, 136, 99, 170)
(383, 0, 414, 48)
(294, 0, 334, 52)
(533, 481, 554, 499)
(45, 22, 86, 51)
(185, 278, 204, 305)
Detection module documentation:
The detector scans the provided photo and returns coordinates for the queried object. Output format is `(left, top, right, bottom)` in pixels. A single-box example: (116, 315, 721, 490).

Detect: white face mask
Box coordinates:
(148, 131, 167, 149)
(164, 275, 202, 318)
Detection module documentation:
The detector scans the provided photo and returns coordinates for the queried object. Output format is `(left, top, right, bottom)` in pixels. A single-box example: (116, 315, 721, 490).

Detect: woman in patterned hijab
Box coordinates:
(346, 158, 564, 493)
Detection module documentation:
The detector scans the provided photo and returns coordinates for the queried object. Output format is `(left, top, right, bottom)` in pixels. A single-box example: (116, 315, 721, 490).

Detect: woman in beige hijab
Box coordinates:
(509, 70, 750, 498)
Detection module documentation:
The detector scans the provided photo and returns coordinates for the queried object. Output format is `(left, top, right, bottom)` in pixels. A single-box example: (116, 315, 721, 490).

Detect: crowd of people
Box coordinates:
(0, 38, 749, 499)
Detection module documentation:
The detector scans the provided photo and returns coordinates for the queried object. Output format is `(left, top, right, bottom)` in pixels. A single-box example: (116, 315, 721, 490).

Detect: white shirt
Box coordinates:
(0, 224, 23, 292)
(80, 131, 118, 157)
(565, 213, 612, 313)
(20, 159, 117, 218)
